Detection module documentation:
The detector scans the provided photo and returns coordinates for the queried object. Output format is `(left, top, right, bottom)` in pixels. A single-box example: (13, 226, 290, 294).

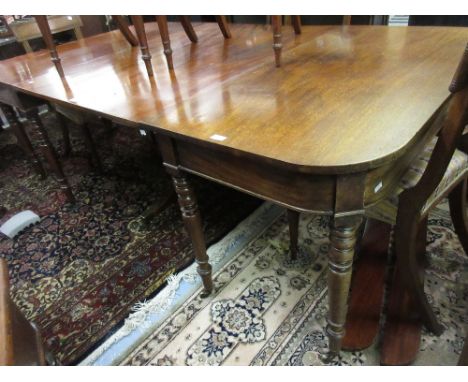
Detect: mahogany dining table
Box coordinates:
(0, 21, 467, 361)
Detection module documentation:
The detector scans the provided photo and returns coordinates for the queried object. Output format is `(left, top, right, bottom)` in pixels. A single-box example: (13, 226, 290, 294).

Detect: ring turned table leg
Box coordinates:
(322, 214, 363, 362)
(158, 135, 213, 297)
(171, 172, 213, 297)
(24, 108, 75, 203)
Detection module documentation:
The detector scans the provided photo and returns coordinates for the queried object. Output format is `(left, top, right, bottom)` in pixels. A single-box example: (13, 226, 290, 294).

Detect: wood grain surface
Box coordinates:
(0, 22, 466, 173)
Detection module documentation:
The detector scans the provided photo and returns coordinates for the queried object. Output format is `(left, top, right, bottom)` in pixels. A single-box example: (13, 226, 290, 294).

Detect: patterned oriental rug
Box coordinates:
(0, 114, 260, 365)
(120, 202, 467, 366)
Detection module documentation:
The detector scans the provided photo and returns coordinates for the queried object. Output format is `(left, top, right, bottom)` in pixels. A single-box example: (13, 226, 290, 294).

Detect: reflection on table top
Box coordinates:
(0, 22, 467, 173)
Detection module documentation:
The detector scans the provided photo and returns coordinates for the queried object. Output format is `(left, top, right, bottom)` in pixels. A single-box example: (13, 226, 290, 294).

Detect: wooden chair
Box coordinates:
(20, 17, 104, 185)
(365, 43, 468, 336)
(0, 258, 55, 365)
(7, 16, 84, 78)
(113, 16, 232, 76)
(9, 15, 83, 54)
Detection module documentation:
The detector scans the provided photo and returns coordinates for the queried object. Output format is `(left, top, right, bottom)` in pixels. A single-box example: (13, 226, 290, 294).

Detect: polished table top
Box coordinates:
(0, 22, 467, 173)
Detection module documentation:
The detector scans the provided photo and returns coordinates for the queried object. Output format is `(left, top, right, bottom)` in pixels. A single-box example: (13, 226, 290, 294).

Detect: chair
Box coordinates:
(34, 15, 231, 78)
(366, 43, 468, 335)
(21, 17, 104, 188)
(0, 258, 55, 365)
(9, 15, 83, 54)
(113, 16, 232, 77)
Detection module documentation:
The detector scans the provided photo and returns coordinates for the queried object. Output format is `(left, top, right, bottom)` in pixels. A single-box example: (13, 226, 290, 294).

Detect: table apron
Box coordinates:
(173, 138, 337, 214)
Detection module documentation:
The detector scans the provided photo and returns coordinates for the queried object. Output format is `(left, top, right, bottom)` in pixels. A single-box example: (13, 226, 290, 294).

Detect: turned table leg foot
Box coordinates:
(322, 214, 363, 361)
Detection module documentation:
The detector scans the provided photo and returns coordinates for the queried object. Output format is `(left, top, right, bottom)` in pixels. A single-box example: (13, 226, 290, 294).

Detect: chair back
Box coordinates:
(400, 43, 468, 212)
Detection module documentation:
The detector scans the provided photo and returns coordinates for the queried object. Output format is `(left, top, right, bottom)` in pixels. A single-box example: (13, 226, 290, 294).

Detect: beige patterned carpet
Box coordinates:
(119, 201, 467, 366)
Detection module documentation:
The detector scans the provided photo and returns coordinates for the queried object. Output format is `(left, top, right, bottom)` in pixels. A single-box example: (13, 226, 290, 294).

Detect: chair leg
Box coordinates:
(394, 211, 443, 335)
(448, 178, 468, 255)
(272, 16, 282, 67)
(215, 16, 232, 39)
(292, 16, 302, 34)
(342, 16, 352, 25)
(0, 103, 46, 178)
(287, 209, 299, 260)
(130, 16, 154, 77)
(34, 16, 65, 78)
(179, 16, 198, 43)
(156, 16, 174, 70)
(80, 122, 103, 173)
(112, 15, 139, 46)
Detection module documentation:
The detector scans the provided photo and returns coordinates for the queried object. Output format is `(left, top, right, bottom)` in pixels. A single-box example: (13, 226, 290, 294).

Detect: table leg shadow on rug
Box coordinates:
(0, 114, 261, 365)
